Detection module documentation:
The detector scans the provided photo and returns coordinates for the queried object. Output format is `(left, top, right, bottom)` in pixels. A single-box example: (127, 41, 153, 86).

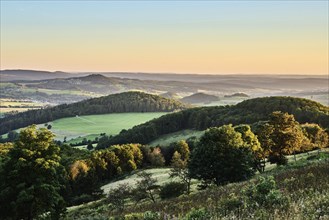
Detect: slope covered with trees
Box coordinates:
(0, 91, 189, 135)
(100, 97, 329, 147)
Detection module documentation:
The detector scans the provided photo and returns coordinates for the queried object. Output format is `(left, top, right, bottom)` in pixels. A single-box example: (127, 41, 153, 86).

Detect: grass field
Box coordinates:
(149, 129, 204, 147)
(46, 112, 167, 142)
(0, 98, 44, 115)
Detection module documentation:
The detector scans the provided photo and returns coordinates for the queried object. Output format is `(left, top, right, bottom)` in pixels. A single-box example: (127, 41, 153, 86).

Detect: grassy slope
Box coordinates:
(148, 129, 204, 147)
(1, 113, 167, 142)
(66, 149, 329, 219)
(49, 112, 167, 142)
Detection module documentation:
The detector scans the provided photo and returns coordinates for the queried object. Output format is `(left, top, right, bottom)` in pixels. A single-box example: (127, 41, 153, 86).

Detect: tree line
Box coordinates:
(0, 91, 188, 135)
(98, 96, 329, 148)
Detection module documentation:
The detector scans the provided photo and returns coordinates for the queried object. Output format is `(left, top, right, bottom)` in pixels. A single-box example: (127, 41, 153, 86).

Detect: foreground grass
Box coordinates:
(65, 151, 329, 220)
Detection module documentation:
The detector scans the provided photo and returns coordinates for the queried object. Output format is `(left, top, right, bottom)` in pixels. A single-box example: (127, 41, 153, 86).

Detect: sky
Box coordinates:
(0, 1, 328, 75)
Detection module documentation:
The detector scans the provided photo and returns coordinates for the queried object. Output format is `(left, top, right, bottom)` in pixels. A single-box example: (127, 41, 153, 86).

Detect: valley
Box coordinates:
(1, 76, 328, 220)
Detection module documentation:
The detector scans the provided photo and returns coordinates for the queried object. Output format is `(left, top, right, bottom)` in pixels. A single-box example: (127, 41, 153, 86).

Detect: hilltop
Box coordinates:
(0, 69, 77, 81)
(0, 91, 189, 135)
(102, 96, 329, 147)
(180, 92, 220, 104)
(1, 71, 328, 106)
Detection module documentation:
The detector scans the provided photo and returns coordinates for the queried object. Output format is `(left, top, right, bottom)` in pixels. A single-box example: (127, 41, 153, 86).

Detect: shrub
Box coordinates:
(124, 213, 144, 220)
(107, 184, 132, 212)
(185, 208, 211, 220)
(143, 211, 160, 220)
(219, 193, 244, 213)
(243, 176, 288, 208)
(159, 182, 186, 199)
(268, 154, 288, 165)
(71, 194, 94, 205)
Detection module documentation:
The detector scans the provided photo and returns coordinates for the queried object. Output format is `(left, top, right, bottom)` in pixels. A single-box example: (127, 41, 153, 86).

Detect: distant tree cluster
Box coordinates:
(0, 91, 188, 135)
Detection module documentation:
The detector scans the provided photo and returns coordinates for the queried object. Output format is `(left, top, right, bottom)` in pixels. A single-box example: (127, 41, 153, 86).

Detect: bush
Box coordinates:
(219, 193, 244, 213)
(71, 194, 94, 205)
(268, 154, 288, 165)
(243, 176, 288, 208)
(143, 211, 160, 220)
(185, 208, 211, 220)
(159, 182, 186, 199)
(124, 213, 144, 220)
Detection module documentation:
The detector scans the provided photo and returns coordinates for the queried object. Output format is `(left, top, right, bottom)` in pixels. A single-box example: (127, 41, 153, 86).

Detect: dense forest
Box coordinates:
(0, 92, 189, 135)
(100, 96, 329, 147)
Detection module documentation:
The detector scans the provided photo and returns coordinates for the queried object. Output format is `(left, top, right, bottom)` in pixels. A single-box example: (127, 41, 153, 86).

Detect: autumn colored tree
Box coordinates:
(235, 125, 264, 172)
(302, 123, 328, 150)
(170, 151, 192, 194)
(173, 140, 190, 161)
(267, 112, 305, 165)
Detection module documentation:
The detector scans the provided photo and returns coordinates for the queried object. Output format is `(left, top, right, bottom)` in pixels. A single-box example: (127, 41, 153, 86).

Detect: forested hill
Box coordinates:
(0, 91, 189, 135)
(101, 96, 329, 147)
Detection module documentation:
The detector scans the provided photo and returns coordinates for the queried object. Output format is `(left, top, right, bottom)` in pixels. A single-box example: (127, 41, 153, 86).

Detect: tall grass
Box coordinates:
(65, 153, 329, 219)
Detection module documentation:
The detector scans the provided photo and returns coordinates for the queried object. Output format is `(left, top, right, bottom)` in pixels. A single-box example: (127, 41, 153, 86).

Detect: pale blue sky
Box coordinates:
(1, 1, 328, 74)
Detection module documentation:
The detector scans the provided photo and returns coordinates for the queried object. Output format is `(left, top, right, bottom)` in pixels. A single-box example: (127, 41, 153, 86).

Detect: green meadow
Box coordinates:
(48, 112, 167, 142)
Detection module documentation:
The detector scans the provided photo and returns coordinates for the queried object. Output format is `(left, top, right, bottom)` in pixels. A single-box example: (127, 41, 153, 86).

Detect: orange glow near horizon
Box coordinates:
(1, 1, 328, 75)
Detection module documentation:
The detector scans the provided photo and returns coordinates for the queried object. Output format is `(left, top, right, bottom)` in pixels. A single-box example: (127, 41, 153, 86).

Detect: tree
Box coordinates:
(107, 184, 131, 213)
(188, 125, 256, 186)
(147, 147, 165, 167)
(0, 142, 13, 158)
(268, 112, 305, 164)
(87, 142, 94, 150)
(173, 140, 190, 161)
(131, 171, 159, 204)
(0, 125, 66, 219)
(170, 147, 192, 194)
(302, 123, 328, 150)
(7, 130, 19, 142)
(234, 125, 264, 172)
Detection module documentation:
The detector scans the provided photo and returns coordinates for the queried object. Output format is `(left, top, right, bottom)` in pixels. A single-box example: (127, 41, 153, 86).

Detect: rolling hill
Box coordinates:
(180, 92, 220, 104)
(100, 96, 329, 147)
(0, 69, 79, 81)
(0, 92, 189, 135)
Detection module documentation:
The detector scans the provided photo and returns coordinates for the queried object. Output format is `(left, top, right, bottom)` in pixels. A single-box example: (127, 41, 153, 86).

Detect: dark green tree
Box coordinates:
(0, 125, 66, 219)
(87, 142, 94, 151)
(188, 125, 256, 186)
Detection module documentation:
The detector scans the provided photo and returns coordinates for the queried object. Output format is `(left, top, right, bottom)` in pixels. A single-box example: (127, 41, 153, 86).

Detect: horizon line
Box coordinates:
(1, 69, 328, 76)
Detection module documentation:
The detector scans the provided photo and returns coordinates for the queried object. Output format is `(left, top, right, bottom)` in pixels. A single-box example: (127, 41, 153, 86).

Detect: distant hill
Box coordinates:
(101, 96, 329, 147)
(0, 69, 79, 81)
(181, 93, 220, 104)
(0, 91, 189, 135)
(159, 92, 180, 100)
(224, 92, 249, 98)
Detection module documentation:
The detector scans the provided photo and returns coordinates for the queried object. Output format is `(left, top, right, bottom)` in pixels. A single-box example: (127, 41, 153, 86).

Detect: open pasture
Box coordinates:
(47, 112, 167, 142)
